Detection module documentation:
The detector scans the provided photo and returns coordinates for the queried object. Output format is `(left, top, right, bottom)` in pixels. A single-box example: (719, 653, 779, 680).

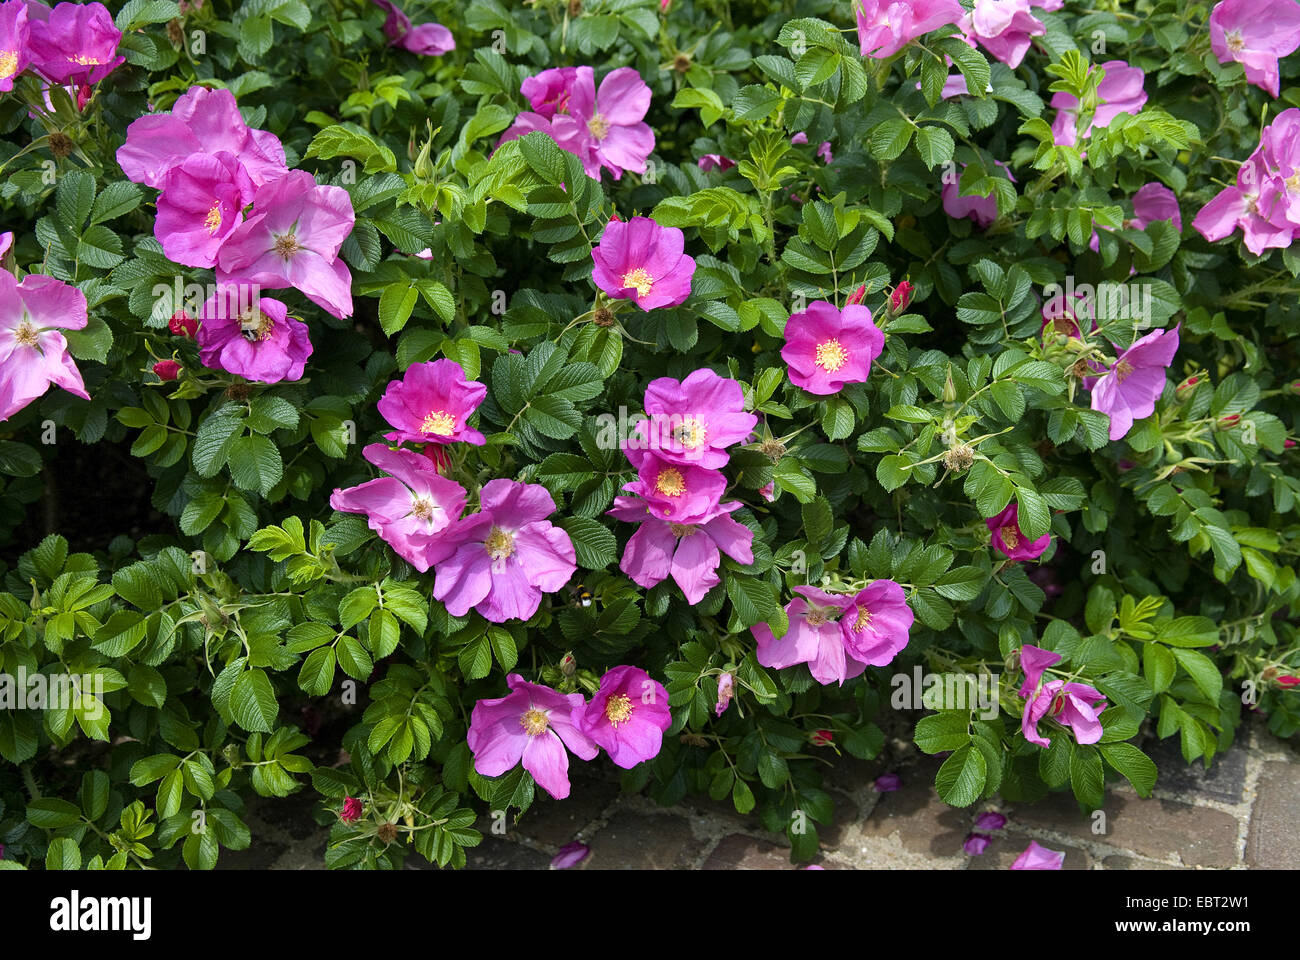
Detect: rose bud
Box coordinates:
(810, 729, 834, 746)
(890, 280, 913, 313)
(1217, 413, 1241, 430)
(1277, 675, 1300, 688)
(1287, 439, 1297, 449)
(153, 360, 182, 381)
(559, 652, 577, 677)
(1174, 375, 1199, 401)
(168, 309, 198, 337)
(1288, 381, 1300, 396)
(340, 797, 363, 823)
(845, 284, 867, 306)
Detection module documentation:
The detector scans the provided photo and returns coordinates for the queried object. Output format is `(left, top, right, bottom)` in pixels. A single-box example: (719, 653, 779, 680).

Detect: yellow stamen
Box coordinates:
(675, 416, 706, 449)
(655, 467, 686, 497)
(14, 321, 38, 347)
(240, 308, 274, 341)
(0, 51, 18, 79)
(1002, 527, 1021, 549)
(485, 526, 515, 561)
(1226, 31, 1245, 53)
(815, 338, 849, 372)
(411, 497, 434, 522)
(587, 114, 609, 139)
(1114, 359, 1134, 383)
(71, 55, 103, 65)
(805, 607, 830, 627)
(421, 410, 456, 436)
(604, 694, 633, 727)
(520, 708, 549, 736)
(204, 201, 222, 235)
(621, 267, 654, 298)
(853, 606, 872, 632)
(273, 232, 300, 260)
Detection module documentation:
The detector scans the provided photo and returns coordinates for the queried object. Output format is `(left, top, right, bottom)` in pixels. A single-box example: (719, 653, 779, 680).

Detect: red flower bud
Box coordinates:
(153, 360, 182, 381)
(77, 84, 92, 112)
(1287, 439, 1296, 450)
(1217, 413, 1241, 430)
(890, 280, 913, 313)
(169, 309, 198, 338)
(340, 797, 363, 823)
(810, 729, 834, 746)
(845, 284, 866, 306)
(1174, 375, 1199, 400)
(1289, 381, 1300, 396)
(1277, 675, 1300, 688)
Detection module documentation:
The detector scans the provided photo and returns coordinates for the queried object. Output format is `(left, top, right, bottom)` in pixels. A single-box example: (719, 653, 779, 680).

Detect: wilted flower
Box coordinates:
(698, 153, 735, 172)
(964, 833, 992, 855)
(715, 672, 735, 716)
(550, 841, 590, 869)
(974, 811, 1007, 831)
(873, 773, 902, 792)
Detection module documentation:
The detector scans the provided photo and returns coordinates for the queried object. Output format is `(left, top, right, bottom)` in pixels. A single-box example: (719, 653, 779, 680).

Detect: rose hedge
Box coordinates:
(0, 0, 1298, 871)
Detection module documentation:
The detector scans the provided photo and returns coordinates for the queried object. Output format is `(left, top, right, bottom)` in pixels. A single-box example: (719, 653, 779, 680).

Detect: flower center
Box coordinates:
(1049, 318, 1077, 337)
(485, 525, 515, 561)
(815, 338, 849, 372)
(655, 467, 686, 497)
(1287, 173, 1300, 194)
(1002, 526, 1021, 549)
(853, 606, 872, 632)
(675, 416, 706, 449)
(587, 113, 610, 140)
(1226, 30, 1245, 53)
(1114, 359, 1134, 383)
(273, 231, 300, 260)
(621, 267, 654, 298)
(0, 51, 17, 79)
(605, 694, 633, 727)
(71, 54, 103, 65)
(805, 606, 831, 627)
(240, 308, 274, 341)
(421, 410, 456, 435)
(520, 708, 549, 736)
(204, 200, 223, 234)
(14, 321, 39, 347)
(411, 496, 435, 522)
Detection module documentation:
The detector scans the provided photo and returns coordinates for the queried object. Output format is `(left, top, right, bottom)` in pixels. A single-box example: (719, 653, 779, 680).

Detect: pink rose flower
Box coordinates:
(0, 271, 89, 420)
(621, 451, 727, 524)
(550, 66, 654, 181)
(377, 358, 487, 447)
(840, 579, 914, 666)
(591, 216, 696, 312)
(25, 1, 123, 86)
(958, 0, 1045, 68)
(986, 502, 1051, 561)
(628, 367, 757, 468)
(781, 300, 883, 395)
(1089, 324, 1180, 441)
(196, 286, 312, 384)
(753, 586, 868, 686)
(579, 665, 671, 768)
(855, 0, 965, 58)
(153, 152, 256, 269)
(0, 2, 31, 93)
(1210, 0, 1300, 98)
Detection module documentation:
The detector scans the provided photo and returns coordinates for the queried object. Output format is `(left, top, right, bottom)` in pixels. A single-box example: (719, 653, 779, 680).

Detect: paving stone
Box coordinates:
(462, 837, 553, 870)
(1102, 855, 1186, 870)
(584, 811, 702, 869)
(1246, 761, 1300, 869)
(701, 833, 793, 870)
(1009, 791, 1239, 868)
(818, 790, 857, 846)
(820, 754, 885, 796)
(859, 762, 968, 858)
(1143, 735, 1248, 804)
(967, 836, 1090, 870)
(505, 772, 621, 846)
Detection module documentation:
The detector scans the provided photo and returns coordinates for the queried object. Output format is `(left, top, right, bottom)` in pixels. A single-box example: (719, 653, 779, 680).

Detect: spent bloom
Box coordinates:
(873, 773, 902, 792)
(1089, 324, 1180, 441)
(855, 0, 965, 58)
(715, 672, 735, 716)
(377, 358, 487, 446)
(0, 271, 89, 421)
(467, 674, 598, 800)
(964, 834, 992, 856)
(1011, 840, 1065, 869)
(629, 368, 757, 467)
(329, 443, 467, 573)
(432, 479, 576, 623)
(550, 841, 590, 869)
(608, 496, 753, 604)
(753, 586, 867, 687)
(25, 1, 123, 86)
(579, 665, 671, 768)
(592, 216, 696, 312)
(986, 502, 1051, 561)
(216, 170, 356, 319)
(974, 811, 1008, 831)
(782, 300, 884, 395)
(196, 286, 311, 384)
(1209, 0, 1300, 98)
(1051, 60, 1147, 147)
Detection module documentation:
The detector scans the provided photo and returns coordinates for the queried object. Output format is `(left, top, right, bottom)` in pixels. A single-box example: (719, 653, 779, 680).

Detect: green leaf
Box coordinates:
(934, 744, 986, 806)
(230, 669, 278, 733)
(1100, 742, 1158, 797)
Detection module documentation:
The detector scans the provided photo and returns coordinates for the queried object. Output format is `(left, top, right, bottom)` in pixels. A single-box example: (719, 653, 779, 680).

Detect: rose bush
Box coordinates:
(1, 0, 1299, 871)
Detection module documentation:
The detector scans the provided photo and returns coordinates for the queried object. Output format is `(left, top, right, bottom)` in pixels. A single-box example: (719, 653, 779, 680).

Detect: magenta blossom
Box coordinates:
(1090, 324, 1180, 441)
(781, 300, 883, 395)
(986, 502, 1051, 561)
(790, 132, 809, 145)
(1018, 644, 1107, 748)
(1011, 840, 1065, 869)
(154, 153, 256, 268)
(25, 2, 122, 86)
(117, 86, 289, 191)
(817, 141, 834, 164)
(629, 367, 757, 467)
(551, 66, 654, 181)
(964, 833, 992, 856)
(329, 444, 467, 573)
(608, 496, 753, 604)
(1051, 60, 1147, 147)
(432, 479, 576, 623)
(1017, 644, 1062, 696)
(715, 672, 735, 716)
(591, 216, 696, 311)
(377, 358, 487, 446)
(1131, 182, 1182, 232)
(1193, 147, 1299, 255)
(467, 674, 598, 800)
(1040, 291, 1090, 340)
(753, 586, 867, 687)
(216, 171, 355, 319)
(579, 665, 671, 768)
(942, 162, 1016, 227)
(621, 452, 727, 524)
(840, 579, 914, 666)
(855, 0, 965, 58)
(959, 0, 1045, 68)
(196, 286, 311, 384)
(698, 153, 735, 172)
(371, 0, 455, 56)
(1210, 0, 1300, 98)
(0, 271, 88, 421)
(550, 841, 590, 869)
(522, 66, 579, 119)
(0, 2, 30, 92)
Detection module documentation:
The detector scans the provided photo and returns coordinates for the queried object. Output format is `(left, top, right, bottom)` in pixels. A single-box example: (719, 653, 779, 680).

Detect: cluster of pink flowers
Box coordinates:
(0, 263, 89, 421)
(500, 65, 654, 181)
(591, 216, 696, 311)
(606, 368, 757, 604)
(782, 299, 884, 395)
(332, 359, 578, 623)
(468, 666, 671, 798)
(0, 1, 123, 99)
(117, 85, 356, 382)
(371, 0, 455, 57)
(1018, 644, 1107, 747)
(754, 581, 914, 686)
(1194, 108, 1300, 256)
